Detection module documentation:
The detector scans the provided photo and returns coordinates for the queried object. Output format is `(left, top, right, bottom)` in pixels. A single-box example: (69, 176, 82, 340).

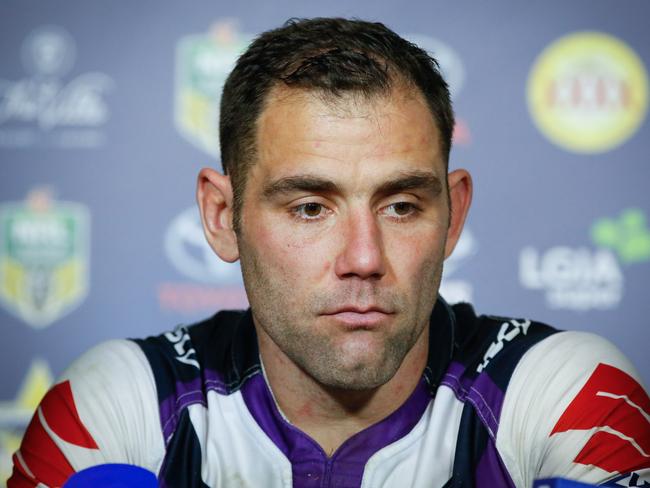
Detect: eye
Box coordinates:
(292, 202, 328, 221)
(382, 202, 419, 219)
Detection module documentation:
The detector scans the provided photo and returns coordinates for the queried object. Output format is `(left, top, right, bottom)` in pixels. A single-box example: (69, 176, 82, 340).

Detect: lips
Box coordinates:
(322, 306, 393, 327)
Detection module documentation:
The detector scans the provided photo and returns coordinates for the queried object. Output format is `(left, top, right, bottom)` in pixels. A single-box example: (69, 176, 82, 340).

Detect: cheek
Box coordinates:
(252, 220, 335, 281)
(386, 227, 446, 277)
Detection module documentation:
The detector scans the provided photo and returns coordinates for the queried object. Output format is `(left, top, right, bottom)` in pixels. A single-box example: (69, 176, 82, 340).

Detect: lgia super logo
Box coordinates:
(519, 209, 650, 311)
(175, 20, 251, 158)
(0, 189, 90, 328)
(527, 32, 648, 154)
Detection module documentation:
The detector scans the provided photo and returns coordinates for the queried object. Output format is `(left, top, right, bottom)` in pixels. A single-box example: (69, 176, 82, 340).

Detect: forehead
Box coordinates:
(251, 85, 444, 184)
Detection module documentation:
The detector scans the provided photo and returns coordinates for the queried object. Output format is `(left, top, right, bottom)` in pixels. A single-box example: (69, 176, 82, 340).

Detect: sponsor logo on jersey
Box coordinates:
(477, 319, 531, 373)
(440, 227, 476, 304)
(165, 328, 200, 369)
(160, 205, 247, 314)
(0, 25, 114, 148)
(519, 209, 649, 311)
(527, 32, 648, 154)
(406, 34, 471, 145)
(551, 363, 650, 474)
(175, 20, 251, 158)
(0, 188, 90, 328)
(0, 359, 53, 483)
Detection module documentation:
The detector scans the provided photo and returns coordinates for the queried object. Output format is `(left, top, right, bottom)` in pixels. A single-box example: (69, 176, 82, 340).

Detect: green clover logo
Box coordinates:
(591, 208, 650, 264)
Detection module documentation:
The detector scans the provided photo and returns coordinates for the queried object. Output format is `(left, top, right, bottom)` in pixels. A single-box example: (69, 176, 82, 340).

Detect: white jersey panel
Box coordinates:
(60, 339, 166, 474)
(189, 389, 293, 488)
(497, 331, 643, 488)
(361, 386, 463, 487)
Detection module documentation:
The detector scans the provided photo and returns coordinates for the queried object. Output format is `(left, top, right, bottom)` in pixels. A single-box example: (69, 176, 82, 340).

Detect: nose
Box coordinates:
(334, 209, 386, 280)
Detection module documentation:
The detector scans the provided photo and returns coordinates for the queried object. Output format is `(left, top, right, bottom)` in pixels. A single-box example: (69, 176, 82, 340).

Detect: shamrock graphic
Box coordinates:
(591, 208, 650, 264)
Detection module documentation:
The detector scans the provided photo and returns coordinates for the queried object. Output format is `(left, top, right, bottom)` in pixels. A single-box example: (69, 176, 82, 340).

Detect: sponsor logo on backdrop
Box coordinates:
(519, 208, 649, 311)
(0, 25, 114, 148)
(160, 206, 247, 314)
(527, 31, 648, 154)
(591, 208, 650, 264)
(440, 227, 476, 303)
(0, 188, 90, 328)
(0, 359, 53, 483)
(175, 20, 251, 158)
(520, 246, 623, 311)
(407, 34, 471, 145)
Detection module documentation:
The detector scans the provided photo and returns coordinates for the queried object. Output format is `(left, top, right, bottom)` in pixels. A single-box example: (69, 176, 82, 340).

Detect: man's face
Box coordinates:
(237, 86, 450, 390)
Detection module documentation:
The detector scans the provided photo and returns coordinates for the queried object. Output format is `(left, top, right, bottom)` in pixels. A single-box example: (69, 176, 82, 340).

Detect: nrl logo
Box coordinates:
(0, 188, 90, 328)
(174, 20, 251, 158)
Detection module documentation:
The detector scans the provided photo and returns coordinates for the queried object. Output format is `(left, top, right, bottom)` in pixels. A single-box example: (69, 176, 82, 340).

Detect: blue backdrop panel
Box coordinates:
(1, 1, 649, 483)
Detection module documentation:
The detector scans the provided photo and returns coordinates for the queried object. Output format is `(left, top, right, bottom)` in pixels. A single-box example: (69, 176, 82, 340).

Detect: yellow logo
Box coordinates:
(0, 188, 90, 329)
(527, 32, 648, 153)
(175, 20, 251, 158)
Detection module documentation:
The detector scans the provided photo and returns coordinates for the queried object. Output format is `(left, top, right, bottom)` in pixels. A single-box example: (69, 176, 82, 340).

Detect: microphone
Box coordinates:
(63, 464, 157, 487)
(534, 479, 600, 487)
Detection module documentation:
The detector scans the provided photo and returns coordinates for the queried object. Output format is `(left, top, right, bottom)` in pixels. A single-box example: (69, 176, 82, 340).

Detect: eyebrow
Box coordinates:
(262, 175, 339, 198)
(262, 170, 444, 199)
(374, 171, 444, 198)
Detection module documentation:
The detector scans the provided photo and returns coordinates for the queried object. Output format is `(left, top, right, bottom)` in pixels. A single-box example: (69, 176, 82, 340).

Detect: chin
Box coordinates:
(309, 356, 399, 391)
(322, 373, 394, 391)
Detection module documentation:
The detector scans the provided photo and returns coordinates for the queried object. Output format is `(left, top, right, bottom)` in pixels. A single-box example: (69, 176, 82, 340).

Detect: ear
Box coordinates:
(196, 168, 239, 263)
(444, 169, 473, 259)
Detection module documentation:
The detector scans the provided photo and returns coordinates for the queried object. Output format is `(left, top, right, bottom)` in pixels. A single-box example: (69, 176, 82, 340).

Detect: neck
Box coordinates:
(257, 325, 429, 456)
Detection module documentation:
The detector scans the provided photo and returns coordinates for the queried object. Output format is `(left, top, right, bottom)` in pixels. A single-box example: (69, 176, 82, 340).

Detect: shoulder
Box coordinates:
(62, 338, 153, 387)
(133, 310, 248, 368)
(132, 309, 255, 395)
(506, 330, 639, 391)
(502, 330, 643, 429)
(449, 303, 560, 384)
(498, 330, 649, 486)
(59, 339, 164, 468)
(60, 338, 159, 432)
(10, 339, 165, 485)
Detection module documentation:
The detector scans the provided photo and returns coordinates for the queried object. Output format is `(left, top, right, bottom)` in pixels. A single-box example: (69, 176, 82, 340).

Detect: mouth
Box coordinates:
(321, 306, 393, 328)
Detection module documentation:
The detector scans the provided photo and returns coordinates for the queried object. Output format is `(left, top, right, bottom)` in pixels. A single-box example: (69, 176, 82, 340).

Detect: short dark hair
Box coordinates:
(220, 17, 454, 230)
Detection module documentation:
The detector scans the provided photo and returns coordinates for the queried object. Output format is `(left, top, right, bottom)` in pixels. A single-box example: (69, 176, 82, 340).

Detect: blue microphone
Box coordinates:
(534, 479, 600, 488)
(63, 464, 157, 487)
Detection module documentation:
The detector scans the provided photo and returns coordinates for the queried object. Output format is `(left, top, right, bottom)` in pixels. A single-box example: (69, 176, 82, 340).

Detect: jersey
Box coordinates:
(8, 298, 650, 487)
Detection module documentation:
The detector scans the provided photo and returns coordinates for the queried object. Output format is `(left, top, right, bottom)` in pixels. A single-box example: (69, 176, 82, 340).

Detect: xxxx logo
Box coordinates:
(551, 363, 650, 474)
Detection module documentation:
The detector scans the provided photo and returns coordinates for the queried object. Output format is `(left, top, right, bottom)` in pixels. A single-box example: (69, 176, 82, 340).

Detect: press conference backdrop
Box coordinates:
(1, 0, 649, 483)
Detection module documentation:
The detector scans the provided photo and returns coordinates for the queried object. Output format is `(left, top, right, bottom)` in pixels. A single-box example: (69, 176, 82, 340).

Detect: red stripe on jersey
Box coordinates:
(11, 406, 75, 486)
(551, 363, 650, 473)
(41, 381, 98, 449)
(7, 380, 99, 487)
(574, 430, 648, 474)
(8, 452, 38, 488)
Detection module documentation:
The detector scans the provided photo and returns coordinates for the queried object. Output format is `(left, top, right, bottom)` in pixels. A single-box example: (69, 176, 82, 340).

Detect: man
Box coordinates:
(9, 17, 650, 488)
